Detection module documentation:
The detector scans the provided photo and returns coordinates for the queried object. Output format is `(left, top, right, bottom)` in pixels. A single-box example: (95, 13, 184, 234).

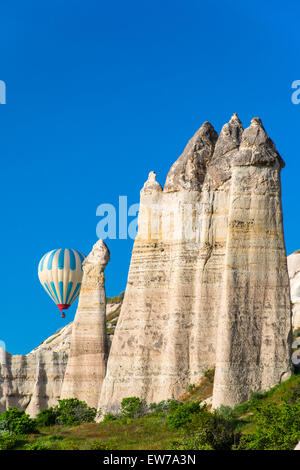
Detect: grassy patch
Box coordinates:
(179, 368, 215, 403)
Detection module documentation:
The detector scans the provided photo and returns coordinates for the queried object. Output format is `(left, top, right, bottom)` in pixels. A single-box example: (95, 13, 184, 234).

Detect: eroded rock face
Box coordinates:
(0, 297, 122, 416)
(60, 239, 110, 408)
(212, 118, 292, 408)
(287, 251, 300, 330)
(0, 324, 71, 416)
(99, 114, 292, 414)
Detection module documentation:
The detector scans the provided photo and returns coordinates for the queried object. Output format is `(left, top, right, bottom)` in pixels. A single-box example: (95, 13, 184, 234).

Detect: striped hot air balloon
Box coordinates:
(38, 248, 85, 318)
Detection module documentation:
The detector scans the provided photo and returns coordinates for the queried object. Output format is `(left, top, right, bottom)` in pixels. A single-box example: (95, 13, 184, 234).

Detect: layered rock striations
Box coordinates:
(60, 239, 110, 408)
(0, 298, 121, 416)
(212, 118, 292, 408)
(0, 115, 292, 416)
(287, 251, 300, 330)
(99, 114, 292, 413)
(0, 324, 71, 416)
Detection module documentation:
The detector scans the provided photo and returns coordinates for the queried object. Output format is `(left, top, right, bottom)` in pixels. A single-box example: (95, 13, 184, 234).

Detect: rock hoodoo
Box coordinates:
(60, 239, 110, 408)
(98, 114, 292, 413)
(0, 114, 293, 416)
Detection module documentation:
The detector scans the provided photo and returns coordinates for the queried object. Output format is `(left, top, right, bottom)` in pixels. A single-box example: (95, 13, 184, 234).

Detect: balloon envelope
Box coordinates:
(38, 248, 85, 314)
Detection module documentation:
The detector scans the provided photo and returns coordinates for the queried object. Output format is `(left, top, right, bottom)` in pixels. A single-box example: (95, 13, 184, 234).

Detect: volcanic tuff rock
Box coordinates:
(0, 302, 121, 416)
(287, 251, 300, 330)
(0, 114, 293, 416)
(98, 114, 292, 414)
(0, 331, 70, 416)
(60, 239, 110, 408)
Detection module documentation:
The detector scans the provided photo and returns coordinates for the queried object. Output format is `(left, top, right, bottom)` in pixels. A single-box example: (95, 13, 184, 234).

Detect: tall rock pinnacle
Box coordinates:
(99, 114, 292, 414)
(212, 117, 292, 408)
(61, 239, 110, 408)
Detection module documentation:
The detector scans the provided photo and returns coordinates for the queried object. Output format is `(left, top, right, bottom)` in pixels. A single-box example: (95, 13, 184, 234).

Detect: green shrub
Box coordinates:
(102, 412, 121, 423)
(0, 418, 9, 434)
(149, 399, 180, 414)
(55, 398, 97, 425)
(167, 401, 201, 429)
(120, 397, 147, 418)
(0, 408, 37, 434)
(171, 407, 240, 450)
(203, 368, 215, 383)
(89, 440, 112, 450)
(36, 407, 58, 427)
(24, 441, 51, 450)
(237, 401, 300, 450)
(215, 405, 237, 421)
(0, 432, 18, 450)
(251, 391, 264, 400)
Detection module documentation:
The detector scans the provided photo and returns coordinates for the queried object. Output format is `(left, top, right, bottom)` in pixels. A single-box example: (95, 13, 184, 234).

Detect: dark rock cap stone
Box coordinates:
(207, 113, 244, 189)
(164, 121, 218, 192)
(233, 117, 285, 168)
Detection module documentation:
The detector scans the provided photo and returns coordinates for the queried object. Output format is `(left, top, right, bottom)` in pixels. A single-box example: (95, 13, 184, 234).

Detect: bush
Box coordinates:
(149, 399, 180, 414)
(167, 401, 201, 429)
(237, 401, 300, 450)
(102, 413, 120, 423)
(24, 441, 51, 450)
(251, 392, 264, 400)
(120, 397, 147, 418)
(55, 399, 97, 425)
(0, 408, 37, 434)
(36, 407, 58, 427)
(171, 407, 240, 450)
(0, 419, 9, 434)
(0, 432, 18, 450)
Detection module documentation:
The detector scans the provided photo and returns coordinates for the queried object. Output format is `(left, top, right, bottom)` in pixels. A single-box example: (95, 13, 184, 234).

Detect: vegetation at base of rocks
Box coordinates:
(166, 401, 202, 429)
(203, 368, 215, 383)
(35, 398, 97, 426)
(1, 375, 299, 450)
(294, 327, 300, 338)
(178, 368, 215, 403)
(148, 399, 180, 414)
(120, 397, 147, 418)
(235, 401, 300, 450)
(0, 408, 37, 435)
(0, 432, 19, 450)
(171, 406, 241, 450)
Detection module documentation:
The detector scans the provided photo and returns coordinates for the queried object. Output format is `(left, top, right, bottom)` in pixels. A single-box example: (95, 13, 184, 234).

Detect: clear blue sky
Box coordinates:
(1, 0, 300, 354)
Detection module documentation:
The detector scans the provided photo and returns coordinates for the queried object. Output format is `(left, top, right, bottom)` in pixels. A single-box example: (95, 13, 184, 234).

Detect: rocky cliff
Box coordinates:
(0, 299, 121, 416)
(98, 114, 292, 413)
(287, 251, 300, 331)
(0, 114, 293, 416)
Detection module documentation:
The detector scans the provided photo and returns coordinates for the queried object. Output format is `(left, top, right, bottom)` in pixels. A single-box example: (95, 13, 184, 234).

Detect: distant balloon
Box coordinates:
(38, 248, 85, 318)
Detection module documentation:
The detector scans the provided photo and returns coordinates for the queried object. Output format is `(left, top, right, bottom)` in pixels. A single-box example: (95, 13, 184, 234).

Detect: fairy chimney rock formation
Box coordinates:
(60, 239, 110, 408)
(98, 114, 292, 415)
(212, 117, 291, 408)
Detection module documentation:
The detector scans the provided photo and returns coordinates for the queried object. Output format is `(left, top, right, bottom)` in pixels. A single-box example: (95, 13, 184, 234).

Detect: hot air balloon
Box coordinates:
(38, 248, 85, 318)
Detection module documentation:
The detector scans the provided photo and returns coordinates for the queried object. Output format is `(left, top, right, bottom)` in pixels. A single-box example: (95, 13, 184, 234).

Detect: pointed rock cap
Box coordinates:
(212, 113, 243, 159)
(164, 121, 218, 192)
(141, 171, 163, 194)
(234, 117, 285, 168)
(83, 239, 110, 269)
(207, 113, 243, 189)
